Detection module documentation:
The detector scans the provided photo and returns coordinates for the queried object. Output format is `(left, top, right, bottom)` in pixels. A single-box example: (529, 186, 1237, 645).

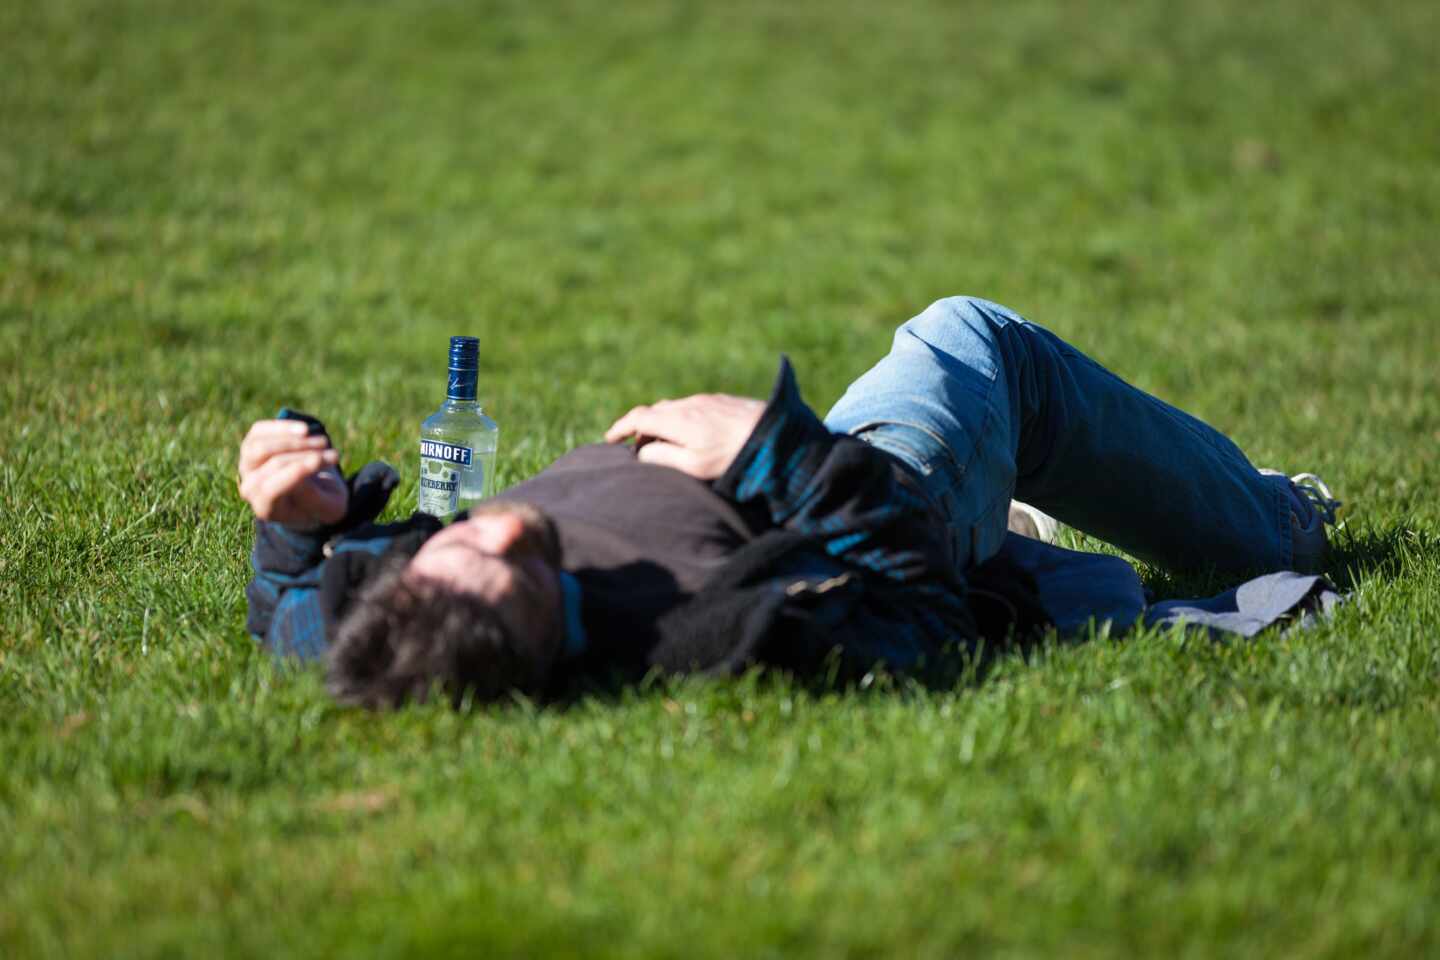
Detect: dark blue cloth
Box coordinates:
(991, 533, 1342, 639)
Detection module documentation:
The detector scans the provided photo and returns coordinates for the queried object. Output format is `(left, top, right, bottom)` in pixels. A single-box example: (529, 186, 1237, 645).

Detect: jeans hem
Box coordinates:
(1270, 472, 1294, 571)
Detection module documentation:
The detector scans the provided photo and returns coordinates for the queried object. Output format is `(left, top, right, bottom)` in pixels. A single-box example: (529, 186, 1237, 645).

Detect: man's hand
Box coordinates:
(237, 420, 348, 529)
(604, 393, 765, 480)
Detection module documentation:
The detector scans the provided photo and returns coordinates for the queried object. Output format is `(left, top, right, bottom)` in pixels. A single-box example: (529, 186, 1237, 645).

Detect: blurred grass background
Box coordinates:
(2, 1, 1438, 956)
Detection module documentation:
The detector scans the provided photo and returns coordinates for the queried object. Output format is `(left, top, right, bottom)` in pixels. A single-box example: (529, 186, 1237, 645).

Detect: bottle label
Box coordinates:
(418, 441, 474, 515)
(420, 441, 473, 466)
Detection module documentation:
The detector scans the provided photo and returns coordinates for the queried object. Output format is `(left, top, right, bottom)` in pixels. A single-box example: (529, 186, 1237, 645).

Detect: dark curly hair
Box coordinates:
(325, 560, 550, 709)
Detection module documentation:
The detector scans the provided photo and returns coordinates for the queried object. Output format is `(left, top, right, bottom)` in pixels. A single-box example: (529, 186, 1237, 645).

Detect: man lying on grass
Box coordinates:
(239, 296, 1341, 708)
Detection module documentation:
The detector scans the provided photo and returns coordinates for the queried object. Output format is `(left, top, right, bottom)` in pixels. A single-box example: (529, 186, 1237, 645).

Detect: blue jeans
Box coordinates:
(824, 297, 1293, 575)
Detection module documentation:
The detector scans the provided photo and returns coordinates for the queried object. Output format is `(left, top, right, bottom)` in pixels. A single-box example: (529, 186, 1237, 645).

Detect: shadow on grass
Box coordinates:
(1324, 522, 1432, 592)
(1136, 521, 1421, 601)
(544, 631, 1043, 712)
(543, 523, 1437, 713)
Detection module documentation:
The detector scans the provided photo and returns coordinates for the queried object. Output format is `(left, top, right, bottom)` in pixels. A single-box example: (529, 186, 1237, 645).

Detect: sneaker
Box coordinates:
(1260, 470, 1343, 574)
(1008, 500, 1060, 544)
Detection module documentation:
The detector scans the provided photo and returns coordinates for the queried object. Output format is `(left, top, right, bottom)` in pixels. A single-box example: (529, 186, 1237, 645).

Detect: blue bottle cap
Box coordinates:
(449, 336, 479, 370)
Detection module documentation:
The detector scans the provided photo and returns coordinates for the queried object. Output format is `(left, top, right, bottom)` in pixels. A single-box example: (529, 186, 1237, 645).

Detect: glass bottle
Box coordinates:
(418, 335, 499, 517)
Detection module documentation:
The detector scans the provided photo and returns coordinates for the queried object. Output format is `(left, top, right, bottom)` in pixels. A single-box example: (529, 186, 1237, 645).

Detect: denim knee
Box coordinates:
(894, 296, 1023, 385)
(930, 296, 1023, 331)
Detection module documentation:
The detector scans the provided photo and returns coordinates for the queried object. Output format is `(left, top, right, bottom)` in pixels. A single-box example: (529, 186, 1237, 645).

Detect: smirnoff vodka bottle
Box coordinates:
(418, 336, 499, 517)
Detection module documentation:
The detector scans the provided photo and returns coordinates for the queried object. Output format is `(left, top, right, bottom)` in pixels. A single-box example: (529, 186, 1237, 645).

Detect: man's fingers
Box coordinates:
(239, 421, 329, 476)
(239, 434, 329, 476)
(604, 402, 686, 445)
(634, 440, 698, 476)
(255, 453, 330, 506)
(239, 450, 337, 516)
(604, 405, 652, 443)
(307, 469, 346, 493)
(239, 450, 317, 505)
(243, 419, 310, 444)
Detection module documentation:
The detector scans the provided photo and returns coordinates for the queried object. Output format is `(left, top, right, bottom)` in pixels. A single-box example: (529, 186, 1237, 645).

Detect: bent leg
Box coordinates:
(824, 296, 1291, 574)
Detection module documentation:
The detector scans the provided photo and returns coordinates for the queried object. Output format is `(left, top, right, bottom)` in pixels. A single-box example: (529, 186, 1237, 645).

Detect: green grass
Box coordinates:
(3, 0, 1439, 956)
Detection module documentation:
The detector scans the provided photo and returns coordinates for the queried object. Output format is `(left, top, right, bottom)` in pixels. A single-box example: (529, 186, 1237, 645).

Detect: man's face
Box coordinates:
(404, 502, 564, 660)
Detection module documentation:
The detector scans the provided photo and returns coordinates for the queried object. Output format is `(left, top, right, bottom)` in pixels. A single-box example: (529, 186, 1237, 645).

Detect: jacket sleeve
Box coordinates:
(711, 357, 977, 672)
(245, 521, 330, 660)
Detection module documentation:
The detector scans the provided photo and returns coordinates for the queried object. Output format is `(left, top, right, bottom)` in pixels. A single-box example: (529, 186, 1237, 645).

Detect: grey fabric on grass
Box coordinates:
(1143, 571, 1343, 638)
(992, 532, 1342, 640)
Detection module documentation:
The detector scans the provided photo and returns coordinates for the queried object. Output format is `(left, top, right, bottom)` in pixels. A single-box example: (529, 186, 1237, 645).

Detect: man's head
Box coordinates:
(326, 502, 565, 708)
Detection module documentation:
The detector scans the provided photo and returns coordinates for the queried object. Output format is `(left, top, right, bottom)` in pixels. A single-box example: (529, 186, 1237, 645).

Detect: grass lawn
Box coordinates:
(3, 0, 1439, 956)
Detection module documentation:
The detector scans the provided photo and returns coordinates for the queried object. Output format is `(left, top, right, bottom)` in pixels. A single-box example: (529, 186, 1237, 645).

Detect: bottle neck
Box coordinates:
(447, 367, 478, 402)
